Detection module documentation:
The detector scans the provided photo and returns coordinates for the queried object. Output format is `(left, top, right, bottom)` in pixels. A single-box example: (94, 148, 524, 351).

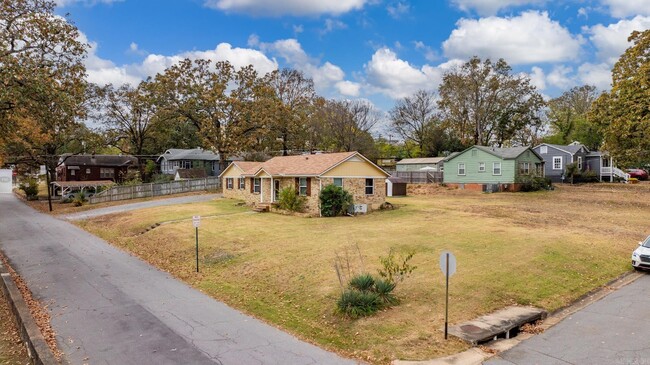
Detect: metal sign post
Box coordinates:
(439, 251, 457, 340)
(193, 216, 201, 273)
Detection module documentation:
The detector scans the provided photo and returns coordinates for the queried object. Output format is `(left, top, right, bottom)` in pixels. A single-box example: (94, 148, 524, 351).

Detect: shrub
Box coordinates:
(378, 249, 417, 284)
(72, 191, 87, 207)
(516, 175, 552, 192)
(579, 170, 599, 183)
(337, 290, 380, 318)
(319, 184, 353, 217)
(349, 273, 375, 293)
(277, 186, 306, 212)
(374, 279, 398, 306)
(19, 178, 39, 200)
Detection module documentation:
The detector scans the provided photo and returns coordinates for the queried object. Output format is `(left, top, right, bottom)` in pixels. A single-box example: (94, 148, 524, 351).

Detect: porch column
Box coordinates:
(271, 177, 274, 203)
(610, 156, 613, 182)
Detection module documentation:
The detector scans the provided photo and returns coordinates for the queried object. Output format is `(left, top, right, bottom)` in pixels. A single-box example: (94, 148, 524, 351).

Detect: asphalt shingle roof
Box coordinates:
(60, 154, 137, 167)
(473, 145, 531, 159)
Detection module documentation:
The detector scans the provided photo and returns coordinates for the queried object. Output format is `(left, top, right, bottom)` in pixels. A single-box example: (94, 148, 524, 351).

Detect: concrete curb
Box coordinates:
(0, 261, 59, 365)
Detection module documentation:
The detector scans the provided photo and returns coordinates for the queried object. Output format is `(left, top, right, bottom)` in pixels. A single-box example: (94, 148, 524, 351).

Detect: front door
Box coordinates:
(274, 180, 280, 202)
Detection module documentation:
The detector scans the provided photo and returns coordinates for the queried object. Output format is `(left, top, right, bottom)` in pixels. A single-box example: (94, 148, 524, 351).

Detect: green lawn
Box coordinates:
(77, 184, 648, 364)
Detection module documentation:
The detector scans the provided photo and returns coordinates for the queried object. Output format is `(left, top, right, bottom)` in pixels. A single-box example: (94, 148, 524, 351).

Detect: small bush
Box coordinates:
(319, 184, 353, 217)
(374, 279, 398, 306)
(71, 191, 87, 207)
(516, 175, 552, 192)
(337, 290, 381, 318)
(349, 273, 375, 293)
(378, 249, 417, 284)
(19, 178, 39, 200)
(278, 186, 306, 212)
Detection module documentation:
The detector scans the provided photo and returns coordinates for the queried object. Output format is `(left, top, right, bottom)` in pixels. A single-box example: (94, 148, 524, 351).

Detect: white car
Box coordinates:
(632, 235, 650, 270)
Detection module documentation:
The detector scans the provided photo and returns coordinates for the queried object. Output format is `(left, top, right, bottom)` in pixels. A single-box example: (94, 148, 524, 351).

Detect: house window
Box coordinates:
(519, 162, 530, 175)
(458, 163, 466, 176)
(253, 178, 261, 193)
(478, 162, 485, 172)
(298, 177, 308, 196)
(471, 149, 477, 157)
(493, 162, 502, 175)
(333, 178, 343, 187)
(212, 161, 217, 172)
(71, 169, 75, 176)
(239, 177, 245, 189)
(577, 156, 583, 170)
(182, 160, 191, 169)
(365, 178, 374, 195)
(86, 168, 91, 174)
(226, 178, 233, 190)
(553, 156, 562, 170)
(100, 168, 114, 179)
(540, 146, 548, 154)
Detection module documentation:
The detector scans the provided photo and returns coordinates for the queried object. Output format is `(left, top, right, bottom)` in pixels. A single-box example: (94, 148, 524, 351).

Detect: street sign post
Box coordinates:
(439, 251, 457, 340)
(193, 216, 200, 272)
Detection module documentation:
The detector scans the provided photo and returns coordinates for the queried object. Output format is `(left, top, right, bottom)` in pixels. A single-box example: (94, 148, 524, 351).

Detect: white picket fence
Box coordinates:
(89, 177, 221, 204)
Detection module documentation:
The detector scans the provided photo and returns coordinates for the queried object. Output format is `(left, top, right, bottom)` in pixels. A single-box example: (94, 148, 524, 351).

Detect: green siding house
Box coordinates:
(443, 146, 544, 191)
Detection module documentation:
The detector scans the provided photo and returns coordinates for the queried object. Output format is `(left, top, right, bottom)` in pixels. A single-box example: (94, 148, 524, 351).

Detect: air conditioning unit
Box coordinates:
(353, 204, 368, 214)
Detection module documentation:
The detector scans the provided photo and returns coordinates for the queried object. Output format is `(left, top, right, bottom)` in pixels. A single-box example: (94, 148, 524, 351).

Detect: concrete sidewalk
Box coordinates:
(0, 194, 358, 365)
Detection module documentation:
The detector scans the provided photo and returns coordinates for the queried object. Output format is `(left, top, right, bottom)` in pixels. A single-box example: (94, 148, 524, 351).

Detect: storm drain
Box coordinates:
(449, 306, 546, 345)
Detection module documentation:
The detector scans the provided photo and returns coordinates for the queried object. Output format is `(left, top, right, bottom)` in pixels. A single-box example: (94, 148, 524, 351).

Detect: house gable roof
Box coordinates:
(59, 154, 137, 167)
(218, 161, 263, 178)
(445, 146, 542, 162)
(535, 143, 586, 156)
(157, 148, 232, 162)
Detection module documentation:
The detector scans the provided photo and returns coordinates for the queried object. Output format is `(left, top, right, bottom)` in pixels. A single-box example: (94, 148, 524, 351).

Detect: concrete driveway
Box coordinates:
(0, 194, 359, 365)
(59, 193, 221, 221)
(485, 274, 650, 365)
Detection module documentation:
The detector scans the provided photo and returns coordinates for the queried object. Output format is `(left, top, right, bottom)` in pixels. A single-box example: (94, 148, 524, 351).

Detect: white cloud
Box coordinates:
(387, 2, 410, 19)
(321, 19, 347, 35)
(259, 38, 351, 94)
(546, 65, 574, 89)
(204, 0, 368, 16)
(577, 63, 612, 90)
(79, 30, 278, 86)
(443, 11, 583, 65)
(529, 66, 546, 90)
(585, 16, 650, 63)
(413, 41, 438, 62)
(363, 47, 462, 99)
(450, 0, 544, 16)
(336, 80, 361, 96)
(600, 0, 650, 18)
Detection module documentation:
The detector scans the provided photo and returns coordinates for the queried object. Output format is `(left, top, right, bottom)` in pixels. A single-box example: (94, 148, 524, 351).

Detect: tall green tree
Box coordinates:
(544, 85, 601, 149)
(438, 57, 545, 147)
(316, 99, 379, 157)
(589, 30, 650, 167)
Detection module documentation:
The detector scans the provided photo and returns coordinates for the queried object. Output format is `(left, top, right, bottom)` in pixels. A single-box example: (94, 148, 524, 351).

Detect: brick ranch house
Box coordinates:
(219, 151, 390, 216)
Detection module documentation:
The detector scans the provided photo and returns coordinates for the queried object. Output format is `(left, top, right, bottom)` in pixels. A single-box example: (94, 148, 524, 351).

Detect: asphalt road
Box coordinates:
(485, 274, 650, 365)
(0, 194, 359, 365)
(59, 193, 221, 221)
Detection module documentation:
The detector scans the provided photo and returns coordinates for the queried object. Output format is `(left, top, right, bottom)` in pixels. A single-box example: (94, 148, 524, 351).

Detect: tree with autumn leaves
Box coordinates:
(589, 30, 650, 167)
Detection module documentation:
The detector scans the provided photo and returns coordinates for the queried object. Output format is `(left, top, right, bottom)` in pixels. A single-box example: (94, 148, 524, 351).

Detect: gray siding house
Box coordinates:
(533, 143, 626, 182)
(157, 148, 240, 177)
(396, 157, 445, 172)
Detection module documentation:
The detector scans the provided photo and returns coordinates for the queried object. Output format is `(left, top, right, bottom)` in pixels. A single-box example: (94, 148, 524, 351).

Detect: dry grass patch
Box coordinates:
(79, 183, 648, 364)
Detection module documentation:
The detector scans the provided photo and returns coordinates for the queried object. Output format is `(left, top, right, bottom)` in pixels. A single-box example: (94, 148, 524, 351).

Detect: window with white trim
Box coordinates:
(577, 156, 583, 170)
(553, 156, 562, 170)
(253, 178, 261, 193)
(365, 178, 374, 195)
(540, 146, 548, 154)
(182, 160, 191, 169)
(100, 168, 114, 179)
(478, 162, 485, 172)
(239, 177, 245, 189)
(471, 149, 477, 157)
(299, 177, 308, 196)
(458, 163, 466, 175)
(226, 178, 233, 189)
(333, 178, 343, 187)
(493, 162, 502, 175)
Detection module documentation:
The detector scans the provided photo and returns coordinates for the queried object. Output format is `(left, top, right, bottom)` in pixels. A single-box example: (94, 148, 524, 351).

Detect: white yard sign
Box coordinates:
(0, 169, 12, 194)
(193, 215, 201, 228)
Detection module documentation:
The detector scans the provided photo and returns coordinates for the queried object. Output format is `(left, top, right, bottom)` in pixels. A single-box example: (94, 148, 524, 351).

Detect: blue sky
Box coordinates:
(55, 0, 650, 120)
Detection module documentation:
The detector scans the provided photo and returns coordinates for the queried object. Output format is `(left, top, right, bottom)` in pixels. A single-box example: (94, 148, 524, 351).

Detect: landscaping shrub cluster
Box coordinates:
(516, 175, 553, 192)
(319, 184, 353, 217)
(277, 186, 306, 212)
(18, 178, 39, 200)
